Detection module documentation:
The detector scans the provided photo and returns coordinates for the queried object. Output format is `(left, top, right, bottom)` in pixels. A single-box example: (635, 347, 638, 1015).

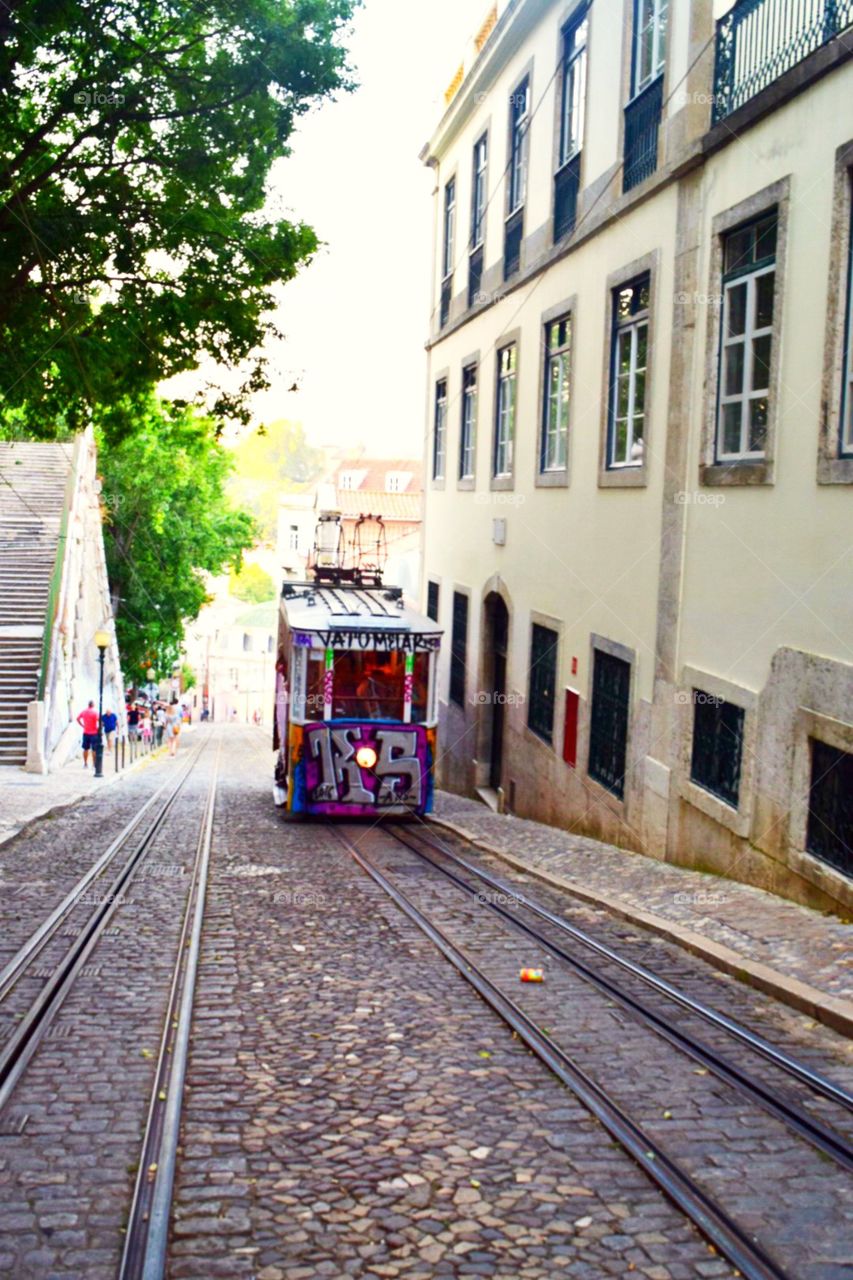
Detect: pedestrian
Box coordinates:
(102, 708, 118, 750)
(155, 703, 167, 747)
(165, 699, 181, 757)
(141, 711, 153, 748)
(76, 700, 100, 769)
(127, 702, 140, 741)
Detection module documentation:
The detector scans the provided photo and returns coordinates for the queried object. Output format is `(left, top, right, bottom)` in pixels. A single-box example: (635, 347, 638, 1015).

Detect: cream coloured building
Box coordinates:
(421, 0, 853, 912)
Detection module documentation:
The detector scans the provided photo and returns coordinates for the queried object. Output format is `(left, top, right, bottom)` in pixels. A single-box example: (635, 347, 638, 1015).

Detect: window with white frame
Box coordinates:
(508, 79, 529, 214)
(634, 0, 668, 94)
(717, 211, 777, 462)
(841, 177, 853, 457)
(338, 469, 366, 490)
(609, 276, 649, 468)
(385, 471, 412, 493)
(288, 524, 299, 550)
(460, 364, 477, 479)
(442, 178, 456, 280)
(559, 8, 587, 165)
(433, 378, 447, 480)
(542, 316, 571, 472)
(494, 345, 516, 477)
(471, 135, 487, 248)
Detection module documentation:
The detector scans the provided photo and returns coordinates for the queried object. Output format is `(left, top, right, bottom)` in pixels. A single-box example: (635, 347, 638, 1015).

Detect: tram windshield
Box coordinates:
(302, 648, 430, 722)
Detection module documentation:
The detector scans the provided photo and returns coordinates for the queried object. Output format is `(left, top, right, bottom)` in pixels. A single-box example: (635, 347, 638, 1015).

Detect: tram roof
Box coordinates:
(279, 581, 442, 636)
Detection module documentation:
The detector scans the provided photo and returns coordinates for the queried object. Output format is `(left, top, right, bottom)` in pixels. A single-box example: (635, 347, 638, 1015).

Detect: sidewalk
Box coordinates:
(430, 791, 853, 1037)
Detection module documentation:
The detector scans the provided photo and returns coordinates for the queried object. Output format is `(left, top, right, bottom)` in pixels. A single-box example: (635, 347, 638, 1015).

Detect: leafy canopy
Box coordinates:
(228, 417, 323, 539)
(0, 0, 358, 436)
(229, 562, 276, 603)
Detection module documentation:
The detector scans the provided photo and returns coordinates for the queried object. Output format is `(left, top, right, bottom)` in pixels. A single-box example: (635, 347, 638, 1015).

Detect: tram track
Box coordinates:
(335, 821, 853, 1280)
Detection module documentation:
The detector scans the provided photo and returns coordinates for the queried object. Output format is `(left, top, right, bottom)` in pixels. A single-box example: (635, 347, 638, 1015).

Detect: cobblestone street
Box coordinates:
(0, 726, 851, 1278)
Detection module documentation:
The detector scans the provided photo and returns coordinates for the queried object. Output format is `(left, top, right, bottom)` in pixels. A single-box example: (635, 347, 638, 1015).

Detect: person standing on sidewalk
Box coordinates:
(76, 701, 100, 769)
(102, 708, 118, 751)
(155, 703, 167, 747)
(165, 700, 181, 757)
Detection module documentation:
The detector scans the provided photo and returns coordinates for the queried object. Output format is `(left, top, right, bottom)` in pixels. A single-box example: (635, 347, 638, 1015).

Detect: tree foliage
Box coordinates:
(229, 562, 276, 603)
(99, 397, 255, 679)
(228, 417, 324, 539)
(0, 0, 358, 436)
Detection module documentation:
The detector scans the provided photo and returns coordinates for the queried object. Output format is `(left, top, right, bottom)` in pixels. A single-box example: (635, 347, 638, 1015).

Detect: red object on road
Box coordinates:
(519, 968, 544, 982)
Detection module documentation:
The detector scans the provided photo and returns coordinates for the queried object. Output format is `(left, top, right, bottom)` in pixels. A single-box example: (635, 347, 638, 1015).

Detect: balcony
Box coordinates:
(440, 276, 452, 328)
(504, 208, 523, 281)
(712, 0, 853, 124)
(468, 246, 484, 308)
(554, 151, 581, 243)
(623, 76, 663, 193)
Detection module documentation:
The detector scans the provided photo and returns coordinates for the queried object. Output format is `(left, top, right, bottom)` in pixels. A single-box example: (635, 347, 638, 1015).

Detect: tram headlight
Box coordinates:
(356, 745, 378, 770)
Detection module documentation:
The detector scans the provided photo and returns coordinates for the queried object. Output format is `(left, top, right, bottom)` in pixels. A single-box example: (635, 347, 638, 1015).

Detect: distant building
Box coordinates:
(183, 594, 277, 725)
(420, 0, 853, 912)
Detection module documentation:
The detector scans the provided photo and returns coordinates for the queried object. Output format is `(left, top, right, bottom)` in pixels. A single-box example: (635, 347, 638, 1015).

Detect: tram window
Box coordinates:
(332, 651, 406, 720)
(306, 652, 326, 721)
(411, 652, 430, 723)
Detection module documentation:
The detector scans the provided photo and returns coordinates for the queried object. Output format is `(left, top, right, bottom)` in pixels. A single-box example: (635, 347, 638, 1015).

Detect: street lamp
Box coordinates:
(93, 628, 110, 778)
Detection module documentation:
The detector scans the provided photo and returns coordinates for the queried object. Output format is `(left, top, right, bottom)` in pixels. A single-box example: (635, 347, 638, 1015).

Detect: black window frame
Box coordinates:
(442, 176, 456, 281)
(426, 580, 439, 623)
(689, 692, 745, 809)
(806, 739, 853, 878)
(471, 133, 488, 249)
(541, 314, 572, 473)
(588, 649, 631, 799)
(493, 343, 517, 478)
(449, 591, 469, 708)
(842, 174, 853, 458)
(508, 77, 529, 216)
(432, 378, 447, 481)
(528, 623, 558, 744)
(607, 272, 650, 470)
(558, 5, 588, 168)
(460, 363, 477, 480)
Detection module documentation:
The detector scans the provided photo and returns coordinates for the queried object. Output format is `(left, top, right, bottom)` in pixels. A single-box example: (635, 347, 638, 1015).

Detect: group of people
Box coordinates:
(76, 696, 188, 767)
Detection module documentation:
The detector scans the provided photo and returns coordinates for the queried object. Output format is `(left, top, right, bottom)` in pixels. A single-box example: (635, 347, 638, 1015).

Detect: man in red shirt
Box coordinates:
(76, 701, 100, 768)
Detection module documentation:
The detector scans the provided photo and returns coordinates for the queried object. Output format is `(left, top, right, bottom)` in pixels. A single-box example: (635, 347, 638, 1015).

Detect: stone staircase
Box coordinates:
(0, 442, 72, 766)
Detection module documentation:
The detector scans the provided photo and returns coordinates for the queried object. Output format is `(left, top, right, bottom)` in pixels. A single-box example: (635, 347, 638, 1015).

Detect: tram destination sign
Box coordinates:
(297, 628, 440, 652)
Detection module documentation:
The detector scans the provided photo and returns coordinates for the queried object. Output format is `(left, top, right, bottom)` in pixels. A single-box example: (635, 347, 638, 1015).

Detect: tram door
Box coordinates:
(485, 594, 509, 791)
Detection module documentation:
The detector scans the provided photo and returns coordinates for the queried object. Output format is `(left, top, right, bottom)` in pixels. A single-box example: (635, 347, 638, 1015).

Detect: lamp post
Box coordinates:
(146, 667, 157, 752)
(93, 628, 110, 778)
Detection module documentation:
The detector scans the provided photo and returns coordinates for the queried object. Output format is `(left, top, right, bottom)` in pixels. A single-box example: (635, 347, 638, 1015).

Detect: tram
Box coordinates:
(272, 512, 442, 818)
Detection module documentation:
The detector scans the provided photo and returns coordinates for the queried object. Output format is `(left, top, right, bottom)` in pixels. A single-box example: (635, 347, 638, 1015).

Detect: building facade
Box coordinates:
(421, 0, 853, 912)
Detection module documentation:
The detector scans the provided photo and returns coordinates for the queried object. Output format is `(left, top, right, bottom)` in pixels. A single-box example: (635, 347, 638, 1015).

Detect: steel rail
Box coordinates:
(406, 823, 853, 1112)
(385, 825, 853, 1172)
(120, 742, 221, 1280)
(0, 735, 211, 1113)
(336, 827, 789, 1280)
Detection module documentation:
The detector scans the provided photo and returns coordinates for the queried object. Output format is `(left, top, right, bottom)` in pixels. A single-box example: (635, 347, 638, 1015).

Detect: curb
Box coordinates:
(427, 813, 853, 1040)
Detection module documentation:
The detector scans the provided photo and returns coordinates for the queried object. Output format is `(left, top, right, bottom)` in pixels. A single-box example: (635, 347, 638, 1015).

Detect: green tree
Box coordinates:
(99, 397, 255, 680)
(228, 418, 324, 539)
(180, 663, 197, 692)
(0, 0, 358, 437)
(229, 563, 276, 603)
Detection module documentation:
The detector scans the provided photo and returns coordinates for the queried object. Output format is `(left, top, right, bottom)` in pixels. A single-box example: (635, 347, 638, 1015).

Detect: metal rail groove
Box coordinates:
(120, 743, 220, 1280)
(405, 824, 853, 1111)
(0, 737, 211, 1113)
(386, 825, 853, 1171)
(336, 827, 789, 1280)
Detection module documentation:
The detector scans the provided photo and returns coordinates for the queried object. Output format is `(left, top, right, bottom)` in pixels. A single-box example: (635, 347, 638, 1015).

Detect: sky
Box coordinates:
(242, 0, 486, 458)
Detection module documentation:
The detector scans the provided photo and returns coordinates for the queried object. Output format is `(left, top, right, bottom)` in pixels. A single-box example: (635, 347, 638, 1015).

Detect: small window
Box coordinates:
(806, 740, 853, 877)
(528, 624, 558, 743)
(588, 649, 630, 798)
(717, 211, 777, 462)
(633, 0, 668, 95)
(494, 345, 517, 478)
(471, 134, 488, 249)
(288, 524, 299, 550)
(433, 378, 447, 480)
(690, 693, 745, 809)
(449, 591, 469, 707)
(385, 470, 412, 493)
(460, 364, 477, 480)
(338, 469, 366, 491)
(442, 177, 456, 280)
(242, 633, 251, 652)
(840, 177, 853, 457)
(608, 275, 650, 468)
(426, 580, 439, 622)
(267, 635, 274, 653)
(508, 78, 529, 214)
(542, 316, 571, 472)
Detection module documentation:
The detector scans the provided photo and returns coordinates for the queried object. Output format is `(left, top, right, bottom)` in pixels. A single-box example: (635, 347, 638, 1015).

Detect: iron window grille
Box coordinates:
(468, 245, 484, 308)
(608, 274, 650, 468)
(471, 133, 488, 249)
(716, 211, 777, 461)
(426, 580, 439, 623)
(528, 623, 558, 743)
(542, 316, 571, 472)
(508, 78, 529, 215)
(623, 74, 663, 192)
(440, 276, 452, 328)
(807, 739, 853, 878)
(841, 175, 853, 457)
(460, 364, 477, 479)
(493, 345, 517, 477)
(433, 379, 447, 480)
(690, 693, 745, 809)
(449, 591, 469, 707)
(504, 207, 523, 281)
(554, 153, 581, 244)
(588, 649, 631, 798)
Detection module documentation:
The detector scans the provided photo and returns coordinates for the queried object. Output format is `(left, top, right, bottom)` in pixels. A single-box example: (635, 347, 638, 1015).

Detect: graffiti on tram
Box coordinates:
(290, 721, 435, 815)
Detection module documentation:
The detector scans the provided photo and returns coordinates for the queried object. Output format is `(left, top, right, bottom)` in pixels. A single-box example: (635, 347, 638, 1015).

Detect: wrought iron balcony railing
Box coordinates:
(440, 275, 452, 328)
(553, 151, 581, 243)
(623, 75, 663, 193)
(468, 246, 484, 308)
(503, 207, 523, 281)
(712, 0, 853, 124)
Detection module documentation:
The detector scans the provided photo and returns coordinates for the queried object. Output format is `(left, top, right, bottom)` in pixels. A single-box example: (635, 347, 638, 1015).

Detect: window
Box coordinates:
(542, 316, 571, 472)
(807, 740, 853, 877)
(288, 524, 299, 551)
(717, 212, 777, 461)
(433, 378, 447, 480)
(426, 580, 439, 622)
(588, 650, 630, 798)
(690, 693, 745, 809)
(633, 0, 668, 95)
(840, 180, 853, 457)
(460, 364, 477, 479)
(449, 591, 469, 707)
(385, 471, 412, 492)
(242, 633, 251, 652)
(471, 134, 488, 248)
(338, 469, 366, 491)
(609, 275, 649, 468)
(528, 624, 558, 743)
(559, 9, 587, 167)
(494, 345, 517, 477)
(442, 177, 456, 279)
(508, 78, 529, 214)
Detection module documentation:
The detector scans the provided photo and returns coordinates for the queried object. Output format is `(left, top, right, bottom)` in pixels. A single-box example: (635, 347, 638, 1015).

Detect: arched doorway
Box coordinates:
(483, 593, 509, 791)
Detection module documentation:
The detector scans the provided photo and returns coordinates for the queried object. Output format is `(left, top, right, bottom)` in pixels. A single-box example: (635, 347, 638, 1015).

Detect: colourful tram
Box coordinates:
(272, 522, 442, 818)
